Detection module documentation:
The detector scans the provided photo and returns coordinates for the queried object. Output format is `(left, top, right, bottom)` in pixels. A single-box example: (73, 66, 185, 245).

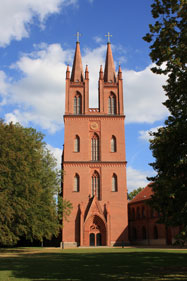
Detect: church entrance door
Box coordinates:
(89, 233, 102, 246)
(89, 233, 95, 246)
(96, 233, 102, 246)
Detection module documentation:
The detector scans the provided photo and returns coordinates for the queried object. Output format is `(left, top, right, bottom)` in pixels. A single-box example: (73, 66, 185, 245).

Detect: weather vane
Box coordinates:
(75, 32, 82, 42)
(105, 32, 112, 43)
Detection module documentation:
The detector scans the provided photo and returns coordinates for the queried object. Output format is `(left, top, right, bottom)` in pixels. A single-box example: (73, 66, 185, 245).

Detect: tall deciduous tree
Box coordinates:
(0, 120, 71, 246)
(143, 0, 187, 244)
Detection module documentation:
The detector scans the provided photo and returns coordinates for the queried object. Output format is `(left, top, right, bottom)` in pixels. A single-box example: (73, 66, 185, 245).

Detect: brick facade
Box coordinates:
(128, 185, 180, 246)
(62, 41, 128, 247)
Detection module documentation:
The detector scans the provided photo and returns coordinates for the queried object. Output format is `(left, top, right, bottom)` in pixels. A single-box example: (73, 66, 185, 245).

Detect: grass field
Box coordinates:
(0, 247, 187, 281)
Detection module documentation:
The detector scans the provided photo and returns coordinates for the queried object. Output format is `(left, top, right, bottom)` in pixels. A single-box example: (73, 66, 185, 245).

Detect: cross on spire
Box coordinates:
(75, 32, 82, 42)
(105, 32, 112, 43)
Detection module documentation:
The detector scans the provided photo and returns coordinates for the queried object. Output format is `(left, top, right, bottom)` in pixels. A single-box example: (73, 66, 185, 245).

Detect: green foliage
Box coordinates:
(143, 0, 187, 243)
(128, 187, 144, 200)
(0, 120, 71, 246)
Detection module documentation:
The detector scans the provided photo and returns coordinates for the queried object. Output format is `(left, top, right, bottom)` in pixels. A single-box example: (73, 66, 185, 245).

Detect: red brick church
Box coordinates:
(62, 38, 128, 247)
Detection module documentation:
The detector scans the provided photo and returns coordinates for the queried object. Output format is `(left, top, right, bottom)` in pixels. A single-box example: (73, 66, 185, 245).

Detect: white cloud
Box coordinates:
(127, 166, 153, 192)
(124, 65, 168, 123)
(0, 0, 77, 47)
(139, 126, 162, 142)
(47, 144, 62, 169)
(4, 43, 73, 133)
(4, 110, 20, 124)
(93, 36, 103, 44)
(0, 71, 9, 106)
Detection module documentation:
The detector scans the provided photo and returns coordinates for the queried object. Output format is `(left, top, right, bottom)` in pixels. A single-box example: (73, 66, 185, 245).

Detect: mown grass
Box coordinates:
(0, 247, 187, 280)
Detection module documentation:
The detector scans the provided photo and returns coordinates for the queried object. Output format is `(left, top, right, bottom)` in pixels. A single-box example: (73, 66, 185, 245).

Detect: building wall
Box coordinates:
(62, 42, 128, 248)
(128, 201, 180, 246)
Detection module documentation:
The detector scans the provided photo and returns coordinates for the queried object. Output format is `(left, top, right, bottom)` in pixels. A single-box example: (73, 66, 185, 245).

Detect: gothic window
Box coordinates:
(74, 135, 80, 152)
(74, 93, 82, 114)
(112, 174, 118, 192)
(142, 226, 146, 240)
(154, 225, 158, 239)
(91, 134, 99, 161)
(142, 206, 145, 218)
(137, 207, 140, 219)
(132, 227, 137, 240)
(92, 171, 100, 200)
(111, 136, 117, 152)
(132, 208, 135, 220)
(74, 174, 79, 192)
(108, 93, 116, 114)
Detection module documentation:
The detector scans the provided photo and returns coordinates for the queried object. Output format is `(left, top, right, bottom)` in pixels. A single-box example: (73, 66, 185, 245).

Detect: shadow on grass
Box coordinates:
(0, 250, 187, 281)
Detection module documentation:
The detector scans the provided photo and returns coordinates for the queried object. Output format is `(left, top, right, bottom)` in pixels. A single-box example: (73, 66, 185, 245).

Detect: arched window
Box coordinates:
(111, 136, 117, 152)
(142, 226, 146, 240)
(108, 93, 116, 114)
(142, 206, 145, 218)
(74, 135, 80, 152)
(132, 227, 137, 241)
(137, 207, 140, 219)
(91, 134, 99, 161)
(112, 174, 118, 192)
(154, 225, 158, 239)
(74, 174, 79, 192)
(74, 93, 82, 114)
(92, 171, 100, 200)
(132, 208, 135, 220)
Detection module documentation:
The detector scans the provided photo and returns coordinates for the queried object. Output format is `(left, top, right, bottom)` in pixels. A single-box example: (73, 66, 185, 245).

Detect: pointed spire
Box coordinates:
(85, 64, 89, 79)
(66, 64, 70, 79)
(99, 65, 104, 80)
(104, 43, 116, 83)
(71, 42, 84, 82)
(118, 64, 122, 80)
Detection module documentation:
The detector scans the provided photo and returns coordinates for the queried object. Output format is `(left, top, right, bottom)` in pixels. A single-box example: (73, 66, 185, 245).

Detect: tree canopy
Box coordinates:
(0, 120, 68, 246)
(143, 0, 187, 244)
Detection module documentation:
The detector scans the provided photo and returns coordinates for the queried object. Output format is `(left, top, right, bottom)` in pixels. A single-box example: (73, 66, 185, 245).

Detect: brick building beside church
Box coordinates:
(62, 39, 128, 248)
(128, 184, 180, 245)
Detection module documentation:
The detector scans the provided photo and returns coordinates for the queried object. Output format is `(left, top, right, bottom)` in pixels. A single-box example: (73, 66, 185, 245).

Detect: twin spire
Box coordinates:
(69, 39, 121, 83)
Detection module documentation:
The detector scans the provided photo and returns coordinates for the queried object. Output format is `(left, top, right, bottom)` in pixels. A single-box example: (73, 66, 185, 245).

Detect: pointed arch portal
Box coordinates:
(84, 215, 107, 246)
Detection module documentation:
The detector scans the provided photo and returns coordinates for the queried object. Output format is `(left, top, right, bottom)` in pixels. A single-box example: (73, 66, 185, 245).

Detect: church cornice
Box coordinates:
(64, 114, 125, 119)
(63, 161, 127, 167)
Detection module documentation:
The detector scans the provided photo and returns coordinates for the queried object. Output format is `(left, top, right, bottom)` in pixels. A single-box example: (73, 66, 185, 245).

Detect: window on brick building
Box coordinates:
(132, 227, 137, 240)
(154, 225, 158, 239)
(132, 208, 135, 220)
(91, 134, 99, 161)
(74, 174, 80, 192)
(74, 93, 82, 114)
(111, 136, 117, 152)
(137, 207, 140, 219)
(74, 135, 80, 152)
(112, 174, 118, 192)
(92, 171, 100, 200)
(142, 206, 145, 218)
(142, 226, 146, 240)
(108, 93, 116, 114)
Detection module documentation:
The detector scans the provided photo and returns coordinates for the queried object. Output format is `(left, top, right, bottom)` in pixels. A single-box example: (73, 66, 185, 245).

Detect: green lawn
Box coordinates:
(0, 247, 187, 281)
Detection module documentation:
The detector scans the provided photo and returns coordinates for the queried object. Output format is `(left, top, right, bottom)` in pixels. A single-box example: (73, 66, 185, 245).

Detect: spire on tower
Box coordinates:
(71, 41, 84, 82)
(104, 40, 116, 83)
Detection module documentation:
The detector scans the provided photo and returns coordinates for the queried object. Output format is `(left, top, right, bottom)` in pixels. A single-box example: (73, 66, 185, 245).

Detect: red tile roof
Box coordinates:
(129, 184, 154, 204)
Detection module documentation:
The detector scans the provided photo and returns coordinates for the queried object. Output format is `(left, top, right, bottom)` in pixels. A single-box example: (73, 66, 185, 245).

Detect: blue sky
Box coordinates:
(0, 0, 168, 192)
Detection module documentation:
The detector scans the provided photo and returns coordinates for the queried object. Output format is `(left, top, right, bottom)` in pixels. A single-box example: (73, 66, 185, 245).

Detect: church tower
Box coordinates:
(62, 37, 128, 247)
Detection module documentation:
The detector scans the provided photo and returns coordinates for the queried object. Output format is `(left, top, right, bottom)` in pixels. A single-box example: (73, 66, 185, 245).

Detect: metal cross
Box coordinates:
(75, 32, 82, 42)
(105, 32, 112, 43)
